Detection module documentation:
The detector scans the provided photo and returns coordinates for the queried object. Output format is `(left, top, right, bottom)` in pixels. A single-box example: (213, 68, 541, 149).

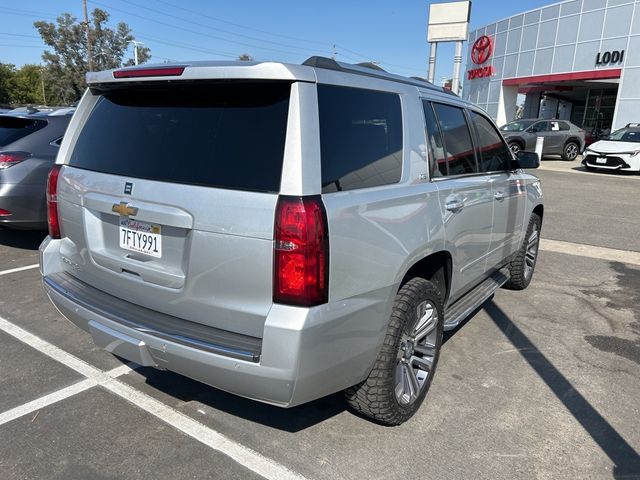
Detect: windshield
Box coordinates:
(605, 128, 640, 143)
(500, 120, 535, 132)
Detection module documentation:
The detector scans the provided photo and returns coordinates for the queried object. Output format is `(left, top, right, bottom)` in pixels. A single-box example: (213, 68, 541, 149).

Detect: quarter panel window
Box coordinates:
(422, 101, 447, 177)
(432, 103, 477, 175)
(470, 111, 512, 172)
(318, 85, 403, 193)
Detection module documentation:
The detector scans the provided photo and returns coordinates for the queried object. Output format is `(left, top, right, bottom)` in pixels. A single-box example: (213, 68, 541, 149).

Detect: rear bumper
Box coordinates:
(40, 237, 393, 407)
(0, 182, 47, 227)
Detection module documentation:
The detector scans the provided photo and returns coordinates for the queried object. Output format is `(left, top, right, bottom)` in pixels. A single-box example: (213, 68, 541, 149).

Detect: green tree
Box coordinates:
(12, 64, 46, 105)
(237, 54, 253, 61)
(34, 8, 150, 104)
(0, 63, 17, 105)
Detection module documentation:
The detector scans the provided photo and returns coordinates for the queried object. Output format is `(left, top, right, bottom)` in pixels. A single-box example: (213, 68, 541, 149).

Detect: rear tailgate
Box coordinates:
(55, 81, 292, 338)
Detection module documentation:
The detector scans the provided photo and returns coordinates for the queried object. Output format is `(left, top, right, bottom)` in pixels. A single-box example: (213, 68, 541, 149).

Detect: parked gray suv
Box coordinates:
(40, 58, 544, 425)
(500, 119, 585, 160)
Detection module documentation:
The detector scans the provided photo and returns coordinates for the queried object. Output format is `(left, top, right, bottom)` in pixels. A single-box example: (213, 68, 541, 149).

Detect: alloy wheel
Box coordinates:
(394, 300, 438, 406)
(524, 223, 539, 279)
(566, 143, 579, 160)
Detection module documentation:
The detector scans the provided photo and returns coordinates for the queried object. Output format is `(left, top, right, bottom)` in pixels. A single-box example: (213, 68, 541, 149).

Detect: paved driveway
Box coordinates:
(0, 164, 638, 480)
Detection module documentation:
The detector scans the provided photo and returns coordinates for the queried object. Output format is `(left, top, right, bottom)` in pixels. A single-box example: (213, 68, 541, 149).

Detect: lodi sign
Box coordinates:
(595, 50, 625, 66)
(468, 35, 495, 80)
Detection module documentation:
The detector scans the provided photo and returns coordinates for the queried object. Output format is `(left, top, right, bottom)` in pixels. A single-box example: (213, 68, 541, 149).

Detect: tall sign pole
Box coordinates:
(427, 43, 438, 84)
(427, 1, 471, 94)
(452, 40, 463, 95)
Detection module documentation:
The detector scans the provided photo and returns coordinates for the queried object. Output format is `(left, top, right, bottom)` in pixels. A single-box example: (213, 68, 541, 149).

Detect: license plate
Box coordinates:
(119, 218, 162, 258)
(596, 157, 608, 164)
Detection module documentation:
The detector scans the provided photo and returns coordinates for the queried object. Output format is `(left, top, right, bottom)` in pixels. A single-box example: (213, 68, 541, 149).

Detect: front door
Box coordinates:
(468, 110, 527, 269)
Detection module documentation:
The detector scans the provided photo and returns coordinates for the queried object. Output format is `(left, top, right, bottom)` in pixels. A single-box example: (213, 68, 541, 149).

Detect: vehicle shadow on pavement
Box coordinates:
(0, 228, 47, 250)
(484, 300, 640, 480)
(130, 366, 346, 432)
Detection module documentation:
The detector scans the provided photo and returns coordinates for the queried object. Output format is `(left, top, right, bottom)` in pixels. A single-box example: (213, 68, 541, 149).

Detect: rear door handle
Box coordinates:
(445, 199, 464, 212)
(494, 191, 506, 201)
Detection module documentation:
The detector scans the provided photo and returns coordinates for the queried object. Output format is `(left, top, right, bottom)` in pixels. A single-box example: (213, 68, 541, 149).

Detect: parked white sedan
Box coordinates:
(583, 124, 640, 173)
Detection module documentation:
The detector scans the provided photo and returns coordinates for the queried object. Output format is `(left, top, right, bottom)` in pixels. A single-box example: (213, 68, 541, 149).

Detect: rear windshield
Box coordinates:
(0, 116, 47, 146)
(69, 82, 291, 193)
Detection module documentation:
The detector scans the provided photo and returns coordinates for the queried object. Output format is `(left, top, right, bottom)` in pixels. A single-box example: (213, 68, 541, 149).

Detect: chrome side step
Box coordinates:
(443, 268, 509, 331)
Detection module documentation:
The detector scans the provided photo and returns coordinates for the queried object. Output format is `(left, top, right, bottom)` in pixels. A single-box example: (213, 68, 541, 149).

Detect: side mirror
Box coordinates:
(513, 150, 540, 169)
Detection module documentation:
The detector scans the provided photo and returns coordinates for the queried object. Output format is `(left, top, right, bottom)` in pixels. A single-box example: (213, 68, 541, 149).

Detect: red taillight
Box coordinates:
(47, 165, 62, 239)
(0, 208, 11, 216)
(0, 151, 30, 169)
(113, 66, 185, 78)
(273, 195, 329, 307)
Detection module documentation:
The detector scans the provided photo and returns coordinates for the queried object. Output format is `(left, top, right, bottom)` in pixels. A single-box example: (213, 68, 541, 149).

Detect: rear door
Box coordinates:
(547, 120, 567, 153)
(532, 120, 561, 154)
(425, 101, 494, 302)
(57, 81, 292, 338)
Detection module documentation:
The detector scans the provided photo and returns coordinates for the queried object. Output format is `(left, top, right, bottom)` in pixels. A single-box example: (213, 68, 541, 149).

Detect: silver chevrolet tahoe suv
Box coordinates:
(40, 57, 543, 425)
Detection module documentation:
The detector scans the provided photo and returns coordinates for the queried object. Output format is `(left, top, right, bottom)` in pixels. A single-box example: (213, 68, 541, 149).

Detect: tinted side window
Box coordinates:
(432, 103, 477, 175)
(422, 101, 447, 177)
(558, 121, 570, 131)
(470, 112, 512, 172)
(531, 121, 549, 133)
(318, 85, 403, 193)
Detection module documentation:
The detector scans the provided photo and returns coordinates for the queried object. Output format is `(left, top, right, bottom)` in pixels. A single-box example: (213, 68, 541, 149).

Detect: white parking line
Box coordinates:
(104, 379, 306, 480)
(0, 315, 307, 480)
(0, 264, 39, 276)
(0, 363, 140, 427)
(540, 239, 640, 266)
(0, 315, 104, 378)
(0, 378, 97, 426)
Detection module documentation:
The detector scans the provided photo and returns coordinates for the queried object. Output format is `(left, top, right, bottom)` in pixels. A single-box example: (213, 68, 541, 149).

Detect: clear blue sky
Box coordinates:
(0, 0, 554, 83)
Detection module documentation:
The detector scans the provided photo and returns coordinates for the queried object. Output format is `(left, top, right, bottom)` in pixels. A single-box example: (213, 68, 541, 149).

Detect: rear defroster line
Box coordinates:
(0, 315, 308, 480)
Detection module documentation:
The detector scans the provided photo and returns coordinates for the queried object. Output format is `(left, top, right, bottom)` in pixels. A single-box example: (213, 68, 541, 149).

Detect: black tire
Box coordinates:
(508, 141, 522, 157)
(345, 277, 444, 425)
(504, 213, 541, 290)
(562, 141, 579, 161)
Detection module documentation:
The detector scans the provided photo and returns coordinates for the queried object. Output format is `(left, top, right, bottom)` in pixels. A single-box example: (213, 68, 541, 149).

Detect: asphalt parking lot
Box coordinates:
(1, 160, 639, 480)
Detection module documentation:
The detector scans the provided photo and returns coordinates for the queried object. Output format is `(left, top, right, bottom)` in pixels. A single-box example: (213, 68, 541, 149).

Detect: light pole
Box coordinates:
(94, 51, 110, 70)
(128, 40, 144, 65)
(39, 66, 47, 105)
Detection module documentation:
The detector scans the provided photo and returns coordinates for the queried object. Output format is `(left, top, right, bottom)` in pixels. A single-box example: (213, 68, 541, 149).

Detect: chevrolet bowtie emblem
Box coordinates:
(112, 202, 138, 217)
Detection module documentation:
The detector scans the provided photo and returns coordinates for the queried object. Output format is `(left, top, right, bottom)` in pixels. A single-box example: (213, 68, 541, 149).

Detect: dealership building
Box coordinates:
(462, 0, 640, 132)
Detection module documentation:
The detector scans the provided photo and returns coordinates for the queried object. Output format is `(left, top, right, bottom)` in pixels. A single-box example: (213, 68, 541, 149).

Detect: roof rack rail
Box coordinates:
(302, 56, 449, 94)
(356, 62, 386, 72)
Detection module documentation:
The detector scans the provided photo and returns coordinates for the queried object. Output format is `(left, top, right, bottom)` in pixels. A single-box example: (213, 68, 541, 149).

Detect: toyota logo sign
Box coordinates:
(471, 35, 494, 65)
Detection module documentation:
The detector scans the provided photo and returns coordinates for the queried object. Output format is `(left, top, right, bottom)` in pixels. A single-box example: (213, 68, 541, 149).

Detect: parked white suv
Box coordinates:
(40, 58, 544, 425)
